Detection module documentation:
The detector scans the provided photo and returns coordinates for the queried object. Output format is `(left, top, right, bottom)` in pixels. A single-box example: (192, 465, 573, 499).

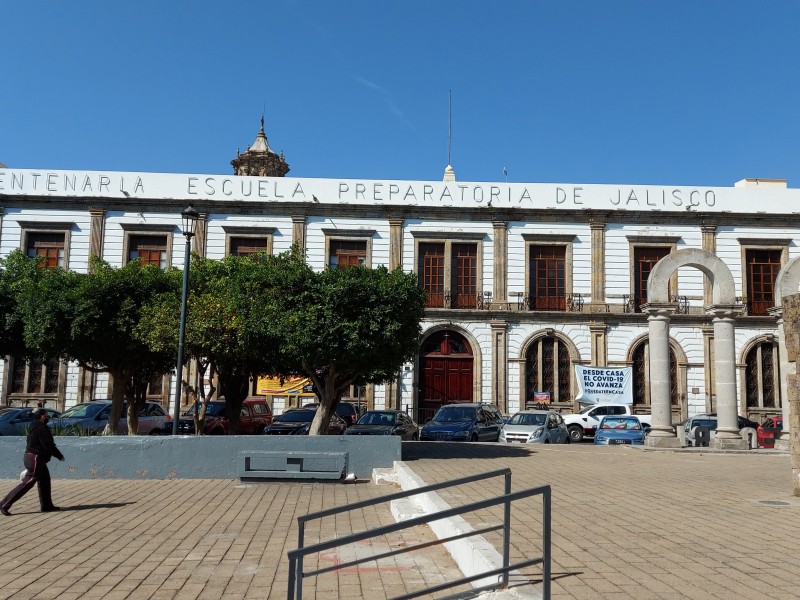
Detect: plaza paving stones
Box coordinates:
(0, 442, 798, 599)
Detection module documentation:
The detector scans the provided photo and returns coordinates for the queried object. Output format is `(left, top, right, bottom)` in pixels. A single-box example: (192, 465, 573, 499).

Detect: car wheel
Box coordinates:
(470, 433, 478, 442)
(411, 433, 419, 441)
(564, 434, 571, 444)
(568, 426, 583, 443)
(209, 428, 224, 435)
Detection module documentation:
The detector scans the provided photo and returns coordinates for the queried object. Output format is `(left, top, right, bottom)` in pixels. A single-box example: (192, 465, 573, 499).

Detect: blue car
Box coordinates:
(420, 403, 502, 442)
(0, 407, 60, 436)
(594, 415, 646, 446)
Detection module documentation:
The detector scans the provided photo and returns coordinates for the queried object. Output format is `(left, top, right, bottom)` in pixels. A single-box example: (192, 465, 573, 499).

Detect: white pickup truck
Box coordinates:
(562, 404, 652, 442)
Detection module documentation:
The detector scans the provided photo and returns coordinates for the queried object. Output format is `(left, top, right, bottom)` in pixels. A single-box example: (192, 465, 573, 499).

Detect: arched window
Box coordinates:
(525, 335, 571, 405)
(745, 341, 779, 409)
(632, 340, 677, 408)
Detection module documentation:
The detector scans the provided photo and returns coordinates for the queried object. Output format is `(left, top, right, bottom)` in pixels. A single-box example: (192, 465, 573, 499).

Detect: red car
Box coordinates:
(757, 416, 783, 448)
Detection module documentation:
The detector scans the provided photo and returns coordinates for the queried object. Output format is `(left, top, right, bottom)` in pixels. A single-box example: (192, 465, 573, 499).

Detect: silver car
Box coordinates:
(499, 410, 569, 444)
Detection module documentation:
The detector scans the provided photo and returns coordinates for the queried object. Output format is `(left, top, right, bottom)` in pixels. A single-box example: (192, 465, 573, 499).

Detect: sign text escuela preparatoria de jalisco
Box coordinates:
(1, 168, 798, 213)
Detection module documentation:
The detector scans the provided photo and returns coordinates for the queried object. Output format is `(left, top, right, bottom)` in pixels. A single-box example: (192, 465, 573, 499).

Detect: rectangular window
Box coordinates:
(26, 232, 66, 269)
(329, 240, 367, 268)
(230, 236, 269, 257)
(451, 243, 477, 308)
(746, 249, 781, 316)
(633, 246, 670, 312)
(419, 243, 445, 308)
(9, 358, 60, 396)
(529, 246, 566, 310)
(128, 235, 168, 268)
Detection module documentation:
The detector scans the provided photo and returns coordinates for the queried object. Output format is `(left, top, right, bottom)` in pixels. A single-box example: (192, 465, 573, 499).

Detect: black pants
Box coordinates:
(1, 452, 56, 511)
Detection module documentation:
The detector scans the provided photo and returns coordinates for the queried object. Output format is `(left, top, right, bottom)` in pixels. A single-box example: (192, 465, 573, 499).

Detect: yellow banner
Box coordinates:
(256, 375, 316, 397)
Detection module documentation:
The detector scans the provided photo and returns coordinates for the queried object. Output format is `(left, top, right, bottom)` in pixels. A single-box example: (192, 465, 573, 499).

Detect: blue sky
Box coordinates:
(2, 1, 799, 187)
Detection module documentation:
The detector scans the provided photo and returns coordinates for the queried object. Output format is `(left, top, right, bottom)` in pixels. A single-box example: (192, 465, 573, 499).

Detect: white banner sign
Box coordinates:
(574, 366, 633, 405)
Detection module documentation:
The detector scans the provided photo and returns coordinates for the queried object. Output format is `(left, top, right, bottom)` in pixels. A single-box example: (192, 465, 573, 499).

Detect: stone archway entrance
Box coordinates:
(771, 257, 800, 447)
(419, 330, 474, 422)
(645, 248, 745, 449)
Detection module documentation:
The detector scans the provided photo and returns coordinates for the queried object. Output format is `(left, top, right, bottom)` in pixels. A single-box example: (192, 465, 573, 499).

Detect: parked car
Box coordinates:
(681, 413, 760, 447)
(0, 407, 61, 436)
(49, 400, 168, 435)
(419, 403, 503, 442)
(594, 415, 646, 445)
(344, 410, 419, 440)
(757, 415, 783, 448)
(262, 408, 347, 435)
(177, 398, 273, 435)
(499, 410, 569, 444)
(302, 401, 359, 427)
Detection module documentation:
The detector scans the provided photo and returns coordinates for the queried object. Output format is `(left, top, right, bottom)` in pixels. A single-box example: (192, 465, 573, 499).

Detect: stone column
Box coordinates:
(781, 294, 800, 496)
(644, 304, 680, 447)
(708, 306, 747, 449)
(701, 224, 717, 306)
(389, 217, 404, 271)
(492, 221, 508, 305)
(589, 323, 608, 367)
(590, 220, 606, 307)
(769, 306, 792, 450)
(701, 326, 715, 413)
(490, 320, 508, 413)
(291, 215, 307, 255)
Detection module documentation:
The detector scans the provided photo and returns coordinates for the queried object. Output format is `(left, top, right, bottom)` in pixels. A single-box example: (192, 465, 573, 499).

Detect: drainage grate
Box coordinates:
(758, 500, 791, 506)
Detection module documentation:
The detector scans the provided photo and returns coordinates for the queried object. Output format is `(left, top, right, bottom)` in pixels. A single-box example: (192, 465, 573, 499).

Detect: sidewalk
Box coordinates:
(0, 443, 798, 599)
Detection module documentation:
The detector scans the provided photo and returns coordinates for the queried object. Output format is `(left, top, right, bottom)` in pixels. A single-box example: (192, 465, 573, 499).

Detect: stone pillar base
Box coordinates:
(773, 438, 790, 452)
(712, 436, 748, 450)
(645, 435, 682, 448)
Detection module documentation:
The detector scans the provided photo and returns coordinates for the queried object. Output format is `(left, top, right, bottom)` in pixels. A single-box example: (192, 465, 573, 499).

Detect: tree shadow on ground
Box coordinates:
(401, 441, 535, 461)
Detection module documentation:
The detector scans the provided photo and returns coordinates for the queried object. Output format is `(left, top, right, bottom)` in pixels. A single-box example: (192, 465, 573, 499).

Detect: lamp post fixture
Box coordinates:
(172, 205, 199, 435)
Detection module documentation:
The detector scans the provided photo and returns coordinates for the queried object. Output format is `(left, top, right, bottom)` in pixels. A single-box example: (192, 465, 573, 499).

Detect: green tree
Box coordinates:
(21, 258, 177, 434)
(281, 266, 426, 436)
(139, 249, 314, 433)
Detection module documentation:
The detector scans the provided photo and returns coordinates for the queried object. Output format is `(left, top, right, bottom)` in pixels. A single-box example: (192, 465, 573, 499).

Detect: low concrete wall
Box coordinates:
(0, 435, 401, 480)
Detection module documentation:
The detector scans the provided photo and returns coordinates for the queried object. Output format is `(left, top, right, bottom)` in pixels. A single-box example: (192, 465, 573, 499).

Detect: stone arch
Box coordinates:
(625, 333, 688, 419)
(517, 329, 582, 409)
(775, 256, 800, 307)
(415, 324, 483, 416)
(647, 248, 736, 305)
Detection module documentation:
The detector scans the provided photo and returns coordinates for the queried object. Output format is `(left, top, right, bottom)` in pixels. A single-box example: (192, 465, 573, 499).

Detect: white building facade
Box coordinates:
(0, 157, 795, 424)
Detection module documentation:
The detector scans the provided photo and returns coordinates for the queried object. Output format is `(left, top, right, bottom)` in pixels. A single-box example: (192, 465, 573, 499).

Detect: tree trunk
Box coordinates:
(220, 371, 249, 434)
(308, 367, 350, 436)
(104, 370, 126, 435)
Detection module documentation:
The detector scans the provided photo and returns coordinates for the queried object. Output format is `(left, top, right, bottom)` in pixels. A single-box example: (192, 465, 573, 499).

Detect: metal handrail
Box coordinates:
(287, 468, 551, 600)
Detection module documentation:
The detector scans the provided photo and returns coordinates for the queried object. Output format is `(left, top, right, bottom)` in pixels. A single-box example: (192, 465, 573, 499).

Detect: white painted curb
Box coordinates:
(374, 462, 541, 600)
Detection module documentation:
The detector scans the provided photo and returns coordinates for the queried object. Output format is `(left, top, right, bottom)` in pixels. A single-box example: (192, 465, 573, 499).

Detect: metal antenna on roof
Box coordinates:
(448, 90, 452, 167)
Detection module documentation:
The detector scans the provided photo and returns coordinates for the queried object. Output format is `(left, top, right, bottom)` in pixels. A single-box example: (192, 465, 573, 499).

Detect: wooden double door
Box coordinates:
(419, 331, 474, 417)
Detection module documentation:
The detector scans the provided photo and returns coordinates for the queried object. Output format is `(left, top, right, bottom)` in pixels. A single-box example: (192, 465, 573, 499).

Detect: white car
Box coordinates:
(499, 410, 569, 444)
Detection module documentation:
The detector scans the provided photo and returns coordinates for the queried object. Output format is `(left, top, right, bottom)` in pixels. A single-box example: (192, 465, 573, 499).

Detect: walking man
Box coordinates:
(1, 408, 64, 515)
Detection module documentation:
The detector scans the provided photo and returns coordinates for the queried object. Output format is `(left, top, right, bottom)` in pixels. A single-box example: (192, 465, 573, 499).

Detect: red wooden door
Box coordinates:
(420, 331, 473, 417)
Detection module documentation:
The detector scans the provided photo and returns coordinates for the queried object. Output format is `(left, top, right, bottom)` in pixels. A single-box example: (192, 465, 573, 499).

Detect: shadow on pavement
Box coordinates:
(62, 502, 136, 511)
(402, 441, 535, 461)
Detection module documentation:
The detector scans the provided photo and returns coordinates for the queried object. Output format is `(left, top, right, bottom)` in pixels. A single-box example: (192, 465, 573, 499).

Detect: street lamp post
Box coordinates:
(172, 206, 199, 435)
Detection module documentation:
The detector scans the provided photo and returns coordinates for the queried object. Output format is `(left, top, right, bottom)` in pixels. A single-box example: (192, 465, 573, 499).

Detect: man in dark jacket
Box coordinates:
(1, 408, 65, 515)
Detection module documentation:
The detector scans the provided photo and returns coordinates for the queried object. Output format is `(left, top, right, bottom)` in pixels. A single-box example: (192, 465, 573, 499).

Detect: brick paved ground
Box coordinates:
(402, 442, 800, 600)
(0, 443, 798, 600)
(0, 478, 466, 600)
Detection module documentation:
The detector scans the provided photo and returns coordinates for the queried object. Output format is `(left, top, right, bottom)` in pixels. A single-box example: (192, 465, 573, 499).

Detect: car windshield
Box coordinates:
(358, 412, 396, 426)
(689, 418, 717, 430)
(433, 406, 476, 422)
(186, 403, 227, 417)
(275, 410, 315, 423)
(600, 417, 640, 430)
(59, 404, 105, 418)
(508, 413, 546, 426)
(577, 405, 595, 415)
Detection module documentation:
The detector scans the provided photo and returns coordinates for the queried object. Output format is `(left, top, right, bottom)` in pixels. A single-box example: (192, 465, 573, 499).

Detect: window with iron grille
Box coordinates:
(525, 336, 571, 403)
(230, 236, 269, 258)
(419, 243, 445, 308)
(745, 341, 779, 408)
(633, 246, 670, 312)
(745, 249, 781, 316)
(128, 235, 168, 268)
(529, 246, 566, 311)
(451, 243, 477, 308)
(329, 240, 367, 268)
(8, 357, 61, 396)
(26, 232, 66, 269)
